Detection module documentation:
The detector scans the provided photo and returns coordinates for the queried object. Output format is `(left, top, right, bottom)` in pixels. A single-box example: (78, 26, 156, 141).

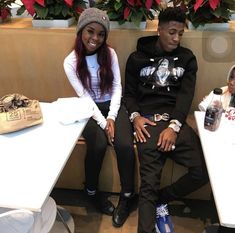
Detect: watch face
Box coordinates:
(130, 112, 140, 122)
(169, 123, 180, 133)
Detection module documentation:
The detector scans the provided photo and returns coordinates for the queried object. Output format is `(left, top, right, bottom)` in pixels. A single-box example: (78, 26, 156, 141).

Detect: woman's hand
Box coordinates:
(105, 119, 115, 146)
(133, 116, 156, 143)
(157, 127, 177, 152)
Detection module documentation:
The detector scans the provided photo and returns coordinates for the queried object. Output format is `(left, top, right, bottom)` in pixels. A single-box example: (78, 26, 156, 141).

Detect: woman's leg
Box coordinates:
(114, 105, 135, 193)
(82, 117, 114, 215)
(112, 105, 136, 227)
(83, 118, 108, 191)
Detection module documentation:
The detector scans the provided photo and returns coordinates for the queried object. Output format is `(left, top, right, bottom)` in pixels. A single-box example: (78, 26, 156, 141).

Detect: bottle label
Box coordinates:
(204, 107, 222, 131)
(204, 108, 217, 124)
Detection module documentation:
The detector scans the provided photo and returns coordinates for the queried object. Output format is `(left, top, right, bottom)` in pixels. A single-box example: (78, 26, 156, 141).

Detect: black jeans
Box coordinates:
(137, 121, 209, 233)
(218, 226, 235, 233)
(82, 102, 135, 193)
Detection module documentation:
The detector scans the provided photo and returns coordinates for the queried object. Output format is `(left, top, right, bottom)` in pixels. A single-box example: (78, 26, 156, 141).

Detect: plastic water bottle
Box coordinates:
(204, 88, 223, 131)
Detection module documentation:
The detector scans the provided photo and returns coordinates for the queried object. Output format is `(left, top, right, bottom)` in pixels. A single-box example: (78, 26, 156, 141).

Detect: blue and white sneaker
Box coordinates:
(155, 204, 174, 233)
(155, 222, 161, 233)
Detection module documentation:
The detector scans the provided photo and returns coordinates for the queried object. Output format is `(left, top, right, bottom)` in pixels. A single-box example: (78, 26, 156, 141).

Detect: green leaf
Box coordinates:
(54, 3, 63, 15)
(16, 6, 26, 16)
(114, 1, 123, 11)
(47, 0, 55, 4)
(129, 9, 145, 26)
(34, 4, 49, 19)
(48, 5, 54, 15)
(108, 11, 121, 21)
(61, 5, 69, 18)
(213, 6, 230, 21)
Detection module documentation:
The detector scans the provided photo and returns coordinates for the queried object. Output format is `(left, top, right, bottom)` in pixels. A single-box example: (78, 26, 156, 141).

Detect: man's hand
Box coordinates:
(133, 116, 156, 143)
(105, 119, 115, 146)
(157, 127, 177, 152)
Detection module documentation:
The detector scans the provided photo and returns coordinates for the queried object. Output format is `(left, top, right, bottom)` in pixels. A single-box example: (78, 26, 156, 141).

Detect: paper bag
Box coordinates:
(0, 94, 43, 134)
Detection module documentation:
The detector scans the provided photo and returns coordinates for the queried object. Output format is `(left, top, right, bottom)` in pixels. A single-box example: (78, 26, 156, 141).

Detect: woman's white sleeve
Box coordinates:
(107, 49, 122, 121)
(63, 54, 107, 129)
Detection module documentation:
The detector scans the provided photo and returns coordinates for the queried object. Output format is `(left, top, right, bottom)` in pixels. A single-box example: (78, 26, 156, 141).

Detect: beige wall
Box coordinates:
(1, 19, 235, 110)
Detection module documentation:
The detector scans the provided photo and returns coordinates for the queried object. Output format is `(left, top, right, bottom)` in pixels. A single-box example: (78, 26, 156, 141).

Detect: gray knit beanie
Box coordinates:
(76, 8, 110, 35)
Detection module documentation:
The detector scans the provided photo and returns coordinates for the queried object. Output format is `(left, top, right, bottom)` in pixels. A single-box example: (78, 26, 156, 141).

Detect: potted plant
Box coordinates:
(0, 0, 16, 23)
(17, 0, 87, 27)
(171, 0, 235, 29)
(95, 0, 162, 29)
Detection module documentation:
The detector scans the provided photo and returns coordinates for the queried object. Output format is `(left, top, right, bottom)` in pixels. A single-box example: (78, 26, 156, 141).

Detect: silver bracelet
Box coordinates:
(129, 112, 140, 122)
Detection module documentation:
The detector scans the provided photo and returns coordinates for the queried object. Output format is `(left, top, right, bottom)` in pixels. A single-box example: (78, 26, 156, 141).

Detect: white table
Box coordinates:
(0, 102, 88, 212)
(195, 111, 235, 228)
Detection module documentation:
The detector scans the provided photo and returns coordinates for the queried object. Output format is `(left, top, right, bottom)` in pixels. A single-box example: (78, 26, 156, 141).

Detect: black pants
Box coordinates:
(82, 102, 135, 193)
(137, 121, 209, 233)
(218, 226, 235, 233)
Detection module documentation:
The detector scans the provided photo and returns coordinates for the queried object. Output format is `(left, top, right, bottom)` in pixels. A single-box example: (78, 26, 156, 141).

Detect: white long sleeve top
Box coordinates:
(198, 86, 231, 111)
(63, 47, 122, 129)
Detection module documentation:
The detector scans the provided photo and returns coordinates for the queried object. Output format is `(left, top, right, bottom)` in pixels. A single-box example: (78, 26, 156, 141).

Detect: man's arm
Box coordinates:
(124, 53, 141, 115)
(158, 52, 198, 152)
(124, 53, 156, 143)
(171, 53, 198, 124)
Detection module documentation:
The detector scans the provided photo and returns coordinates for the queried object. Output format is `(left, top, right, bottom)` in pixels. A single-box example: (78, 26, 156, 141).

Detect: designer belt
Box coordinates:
(143, 113, 170, 122)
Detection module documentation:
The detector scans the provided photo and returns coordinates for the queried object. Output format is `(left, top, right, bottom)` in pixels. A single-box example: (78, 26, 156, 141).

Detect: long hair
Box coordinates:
(74, 31, 114, 96)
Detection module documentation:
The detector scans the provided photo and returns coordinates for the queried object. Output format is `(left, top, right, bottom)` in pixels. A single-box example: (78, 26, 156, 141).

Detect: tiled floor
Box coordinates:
(51, 188, 222, 233)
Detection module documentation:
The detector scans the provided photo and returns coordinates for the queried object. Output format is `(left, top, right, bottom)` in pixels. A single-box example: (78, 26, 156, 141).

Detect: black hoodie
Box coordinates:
(124, 35, 198, 124)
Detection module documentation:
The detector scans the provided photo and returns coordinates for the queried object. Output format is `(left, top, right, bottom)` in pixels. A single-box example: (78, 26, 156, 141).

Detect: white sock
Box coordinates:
(86, 188, 96, 196)
(124, 192, 132, 198)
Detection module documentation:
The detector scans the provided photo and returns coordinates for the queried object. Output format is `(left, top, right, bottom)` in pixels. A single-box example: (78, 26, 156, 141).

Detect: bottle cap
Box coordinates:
(213, 88, 222, 95)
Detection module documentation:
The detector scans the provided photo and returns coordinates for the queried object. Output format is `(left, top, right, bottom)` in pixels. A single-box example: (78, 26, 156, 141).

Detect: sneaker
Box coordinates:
(155, 223, 161, 233)
(87, 191, 115, 216)
(155, 204, 174, 233)
(112, 193, 133, 227)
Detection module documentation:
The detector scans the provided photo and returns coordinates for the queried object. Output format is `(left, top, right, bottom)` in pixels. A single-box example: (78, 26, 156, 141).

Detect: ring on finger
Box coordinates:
(171, 145, 176, 150)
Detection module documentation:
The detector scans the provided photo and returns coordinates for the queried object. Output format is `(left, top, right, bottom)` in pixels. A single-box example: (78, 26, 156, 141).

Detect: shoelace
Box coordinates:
(156, 204, 169, 217)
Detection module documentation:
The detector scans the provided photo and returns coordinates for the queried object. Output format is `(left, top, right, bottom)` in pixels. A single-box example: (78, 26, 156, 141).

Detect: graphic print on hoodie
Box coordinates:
(139, 56, 185, 89)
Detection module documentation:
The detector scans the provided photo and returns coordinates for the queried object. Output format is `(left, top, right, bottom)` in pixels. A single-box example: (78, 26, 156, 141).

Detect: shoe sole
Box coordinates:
(112, 220, 123, 228)
(102, 210, 114, 216)
(112, 214, 129, 228)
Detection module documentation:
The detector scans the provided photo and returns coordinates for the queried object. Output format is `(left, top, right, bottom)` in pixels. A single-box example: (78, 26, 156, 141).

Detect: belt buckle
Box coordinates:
(153, 113, 169, 122)
(154, 114, 162, 122)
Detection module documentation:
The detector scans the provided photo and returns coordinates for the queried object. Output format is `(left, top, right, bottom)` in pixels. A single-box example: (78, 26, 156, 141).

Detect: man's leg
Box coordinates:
(137, 124, 167, 233)
(158, 124, 209, 203)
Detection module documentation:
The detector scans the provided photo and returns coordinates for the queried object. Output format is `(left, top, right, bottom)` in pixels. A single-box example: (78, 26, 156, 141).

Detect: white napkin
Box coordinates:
(53, 97, 94, 125)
